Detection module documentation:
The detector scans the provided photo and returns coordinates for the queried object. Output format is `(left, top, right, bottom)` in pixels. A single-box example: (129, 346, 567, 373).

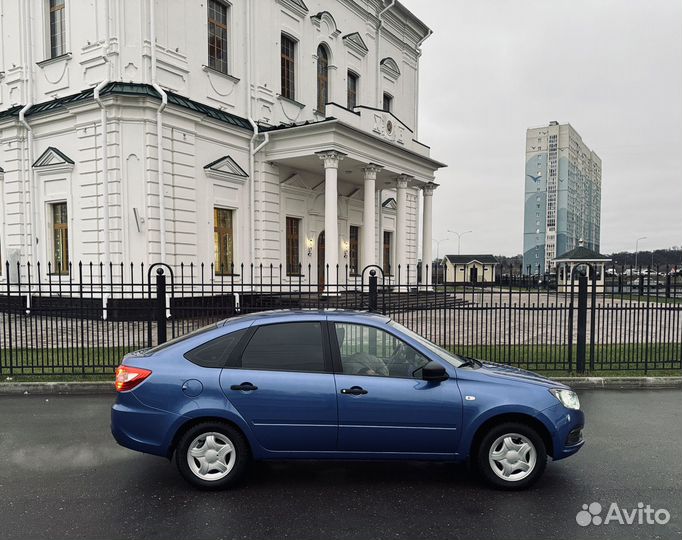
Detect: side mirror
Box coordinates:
(422, 361, 448, 383)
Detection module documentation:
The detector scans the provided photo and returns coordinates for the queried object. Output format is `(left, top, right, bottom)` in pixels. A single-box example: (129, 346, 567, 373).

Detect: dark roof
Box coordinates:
(0, 83, 252, 131)
(554, 246, 611, 261)
(444, 254, 499, 265)
(259, 118, 335, 133)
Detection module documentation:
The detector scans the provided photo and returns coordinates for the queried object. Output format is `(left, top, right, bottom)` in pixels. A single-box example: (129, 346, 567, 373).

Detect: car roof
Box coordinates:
(218, 309, 390, 327)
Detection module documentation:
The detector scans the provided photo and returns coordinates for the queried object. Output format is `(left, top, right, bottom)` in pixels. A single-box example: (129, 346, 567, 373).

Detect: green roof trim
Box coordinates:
(0, 83, 252, 131)
(554, 246, 611, 261)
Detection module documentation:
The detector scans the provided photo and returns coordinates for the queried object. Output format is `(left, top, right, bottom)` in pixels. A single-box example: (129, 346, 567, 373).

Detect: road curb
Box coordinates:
(0, 381, 115, 395)
(0, 377, 681, 395)
(555, 377, 682, 390)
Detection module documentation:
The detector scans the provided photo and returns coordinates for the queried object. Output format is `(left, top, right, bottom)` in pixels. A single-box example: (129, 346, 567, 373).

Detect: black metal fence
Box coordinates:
(1, 260, 681, 376)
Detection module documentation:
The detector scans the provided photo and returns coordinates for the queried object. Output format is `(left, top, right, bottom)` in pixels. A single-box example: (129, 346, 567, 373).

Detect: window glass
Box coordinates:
(347, 71, 358, 109)
(316, 45, 329, 112)
(49, 0, 66, 58)
(388, 320, 464, 368)
(52, 202, 69, 274)
(286, 217, 300, 275)
(383, 231, 392, 274)
(335, 323, 430, 378)
(349, 226, 359, 275)
(208, 0, 228, 74)
(281, 34, 296, 100)
(214, 207, 233, 275)
(241, 323, 325, 372)
(382, 92, 393, 112)
(184, 328, 247, 368)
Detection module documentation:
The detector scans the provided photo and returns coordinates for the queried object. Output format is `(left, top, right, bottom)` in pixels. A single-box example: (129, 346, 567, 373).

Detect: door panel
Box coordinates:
(219, 320, 337, 452)
(220, 369, 337, 452)
(335, 374, 461, 454)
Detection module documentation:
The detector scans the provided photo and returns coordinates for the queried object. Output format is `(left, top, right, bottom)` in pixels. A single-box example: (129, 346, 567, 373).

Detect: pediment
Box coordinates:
(280, 172, 310, 190)
(382, 197, 397, 210)
(311, 11, 341, 39)
(343, 32, 369, 57)
(33, 146, 74, 170)
(380, 57, 401, 79)
(275, 0, 308, 18)
(204, 155, 249, 182)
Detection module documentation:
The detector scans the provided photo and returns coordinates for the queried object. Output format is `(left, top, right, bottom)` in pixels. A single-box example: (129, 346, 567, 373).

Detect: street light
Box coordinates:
(432, 237, 449, 260)
(448, 230, 473, 255)
(634, 236, 647, 270)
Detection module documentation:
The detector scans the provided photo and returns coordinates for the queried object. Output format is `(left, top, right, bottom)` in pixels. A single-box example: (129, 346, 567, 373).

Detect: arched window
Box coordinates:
(316, 45, 329, 112)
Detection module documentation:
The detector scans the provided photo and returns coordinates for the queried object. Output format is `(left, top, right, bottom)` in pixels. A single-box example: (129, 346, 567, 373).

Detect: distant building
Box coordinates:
(523, 122, 602, 274)
(443, 254, 498, 284)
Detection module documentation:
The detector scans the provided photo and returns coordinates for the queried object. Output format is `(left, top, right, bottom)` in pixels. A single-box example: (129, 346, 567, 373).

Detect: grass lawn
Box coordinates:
(1, 343, 680, 381)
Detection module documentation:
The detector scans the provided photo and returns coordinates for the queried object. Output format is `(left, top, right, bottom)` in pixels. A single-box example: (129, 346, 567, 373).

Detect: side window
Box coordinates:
(335, 323, 429, 379)
(184, 328, 248, 368)
(240, 322, 326, 373)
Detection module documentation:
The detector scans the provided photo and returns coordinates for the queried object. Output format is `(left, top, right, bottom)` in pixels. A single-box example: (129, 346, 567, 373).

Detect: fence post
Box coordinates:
(156, 267, 167, 345)
(368, 269, 378, 313)
(576, 275, 588, 374)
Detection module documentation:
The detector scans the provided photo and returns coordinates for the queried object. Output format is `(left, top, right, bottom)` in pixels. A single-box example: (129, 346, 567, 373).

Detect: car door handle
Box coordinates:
(230, 382, 258, 392)
(340, 386, 368, 396)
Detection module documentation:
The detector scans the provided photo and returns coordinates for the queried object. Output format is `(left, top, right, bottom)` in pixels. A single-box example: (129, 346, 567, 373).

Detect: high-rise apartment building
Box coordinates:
(523, 122, 602, 273)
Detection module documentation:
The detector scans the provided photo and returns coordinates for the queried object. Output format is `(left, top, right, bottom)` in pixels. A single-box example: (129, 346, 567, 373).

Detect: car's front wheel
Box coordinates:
(175, 422, 250, 489)
(476, 422, 547, 490)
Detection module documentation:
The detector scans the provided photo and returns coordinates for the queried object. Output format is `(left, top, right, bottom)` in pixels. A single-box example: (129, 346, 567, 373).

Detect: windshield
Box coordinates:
(388, 321, 464, 368)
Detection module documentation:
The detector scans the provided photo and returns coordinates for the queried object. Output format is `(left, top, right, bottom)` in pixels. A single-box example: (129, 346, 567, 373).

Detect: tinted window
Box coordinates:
(240, 322, 325, 372)
(335, 323, 429, 379)
(184, 328, 247, 368)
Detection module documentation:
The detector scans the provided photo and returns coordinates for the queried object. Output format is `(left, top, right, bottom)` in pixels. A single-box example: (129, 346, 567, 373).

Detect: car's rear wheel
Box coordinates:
(175, 422, 250, 489)
(476, 422, 547, 490)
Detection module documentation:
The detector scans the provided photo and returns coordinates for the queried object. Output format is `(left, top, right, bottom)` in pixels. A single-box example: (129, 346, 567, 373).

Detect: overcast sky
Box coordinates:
(402, 0, 682, 256)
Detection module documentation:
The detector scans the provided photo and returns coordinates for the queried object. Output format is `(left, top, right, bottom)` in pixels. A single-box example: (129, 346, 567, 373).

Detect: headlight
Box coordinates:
(549, 388, 581, 410)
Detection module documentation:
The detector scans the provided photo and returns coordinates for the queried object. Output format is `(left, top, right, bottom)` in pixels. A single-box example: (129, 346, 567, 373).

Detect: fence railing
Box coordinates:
(1, 260, 681, 376)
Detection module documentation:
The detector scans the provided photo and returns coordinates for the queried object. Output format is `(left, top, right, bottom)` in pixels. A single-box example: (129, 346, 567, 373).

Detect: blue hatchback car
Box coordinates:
(111, 310, 584, 490)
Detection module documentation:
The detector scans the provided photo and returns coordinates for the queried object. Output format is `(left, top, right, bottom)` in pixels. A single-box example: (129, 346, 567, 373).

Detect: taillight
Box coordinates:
(115, 365, 152, 392)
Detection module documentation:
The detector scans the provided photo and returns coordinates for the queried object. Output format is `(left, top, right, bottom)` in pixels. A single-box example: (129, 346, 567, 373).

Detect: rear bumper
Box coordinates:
(111, 393, 179, 458)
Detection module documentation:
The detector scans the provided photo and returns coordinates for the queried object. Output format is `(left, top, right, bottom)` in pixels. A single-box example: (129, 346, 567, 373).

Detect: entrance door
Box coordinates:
(469, 267, 478, 283)
(317, 231, 325, 292)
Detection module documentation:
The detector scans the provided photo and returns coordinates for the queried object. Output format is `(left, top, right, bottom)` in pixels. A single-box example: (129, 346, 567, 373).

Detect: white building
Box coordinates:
(0, 0, 445, 290)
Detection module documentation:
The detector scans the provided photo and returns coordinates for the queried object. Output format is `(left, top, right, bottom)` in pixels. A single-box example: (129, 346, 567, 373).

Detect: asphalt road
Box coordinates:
(0, 390, 680, 540)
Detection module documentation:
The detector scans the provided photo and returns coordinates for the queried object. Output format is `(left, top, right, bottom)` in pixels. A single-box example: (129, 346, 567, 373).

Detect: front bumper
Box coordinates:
(537, 402, 585, 460)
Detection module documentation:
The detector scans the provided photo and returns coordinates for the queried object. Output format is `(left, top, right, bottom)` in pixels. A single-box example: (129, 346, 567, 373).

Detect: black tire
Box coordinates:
(476, 422, 547, 490)
(175, 422, 250, 490)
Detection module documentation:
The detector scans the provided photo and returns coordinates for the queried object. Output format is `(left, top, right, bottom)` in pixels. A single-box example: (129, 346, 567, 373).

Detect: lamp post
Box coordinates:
(448, 230, 472, 255)
(634, 236, 647, 270)
(433, 238, 449, 261)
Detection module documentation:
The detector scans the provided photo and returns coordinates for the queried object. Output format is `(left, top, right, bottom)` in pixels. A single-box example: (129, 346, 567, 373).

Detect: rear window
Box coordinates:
(184, 328, 248, 368)
(145, 323, 219, 355)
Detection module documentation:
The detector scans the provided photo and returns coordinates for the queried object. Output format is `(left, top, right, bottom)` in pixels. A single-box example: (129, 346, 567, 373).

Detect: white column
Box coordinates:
(362, 164, 382, 269)
(421, 182, 436, 287)
(395, 174, 410, 283)
(317, 150, 345, 292)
